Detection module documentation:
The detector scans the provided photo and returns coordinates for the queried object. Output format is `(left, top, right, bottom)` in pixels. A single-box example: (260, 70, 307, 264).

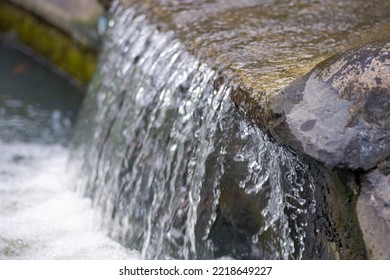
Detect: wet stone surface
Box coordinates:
(270, 39, 390, 258)
(120, 0, 390, 100)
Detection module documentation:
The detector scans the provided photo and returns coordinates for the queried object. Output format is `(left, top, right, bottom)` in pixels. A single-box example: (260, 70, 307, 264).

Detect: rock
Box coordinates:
(269, 34, 390, 260)
(357, 167, 390, 259)
(271, 38, 390, 170)
(6, 0, 103, 48)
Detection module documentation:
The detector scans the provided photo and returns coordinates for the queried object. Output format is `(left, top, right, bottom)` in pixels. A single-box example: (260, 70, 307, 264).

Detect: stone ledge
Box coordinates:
(119, 0, 390, 107)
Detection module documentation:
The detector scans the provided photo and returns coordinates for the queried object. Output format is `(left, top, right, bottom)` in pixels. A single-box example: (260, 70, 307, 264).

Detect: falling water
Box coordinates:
(0, 42, 137, 260)
(69, 3, 325, 260)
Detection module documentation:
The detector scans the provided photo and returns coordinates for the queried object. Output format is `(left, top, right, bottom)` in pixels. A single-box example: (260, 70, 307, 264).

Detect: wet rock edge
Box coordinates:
(269, 38, 390, 259)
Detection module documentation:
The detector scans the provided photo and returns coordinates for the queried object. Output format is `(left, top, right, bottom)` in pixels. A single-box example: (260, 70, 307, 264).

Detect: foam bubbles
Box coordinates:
(0, 142, 140, 260)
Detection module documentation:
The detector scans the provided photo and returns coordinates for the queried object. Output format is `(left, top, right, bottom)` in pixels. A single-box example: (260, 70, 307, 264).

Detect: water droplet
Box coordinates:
(297, 197, 306, 206)
(233, 154, 244, 161)
(291, 214, 297, 220)
(309, 202, 316, 213)
(97, 15, 108, 37)
(248, 160, 258, 170)
(170, 144, 177, 152)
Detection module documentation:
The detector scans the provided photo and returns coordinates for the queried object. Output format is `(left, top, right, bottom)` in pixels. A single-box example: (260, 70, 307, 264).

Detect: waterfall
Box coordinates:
(70, 3, 329, 260)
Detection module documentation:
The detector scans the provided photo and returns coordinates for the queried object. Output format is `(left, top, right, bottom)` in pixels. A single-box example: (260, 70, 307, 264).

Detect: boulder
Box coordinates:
(271, 38, 390, 171)
(357, 166, 390, 259)
(271, 38, 390, 259)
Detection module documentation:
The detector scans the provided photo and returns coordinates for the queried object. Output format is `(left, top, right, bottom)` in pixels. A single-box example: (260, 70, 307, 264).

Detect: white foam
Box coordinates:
(0, 142, 140, 260)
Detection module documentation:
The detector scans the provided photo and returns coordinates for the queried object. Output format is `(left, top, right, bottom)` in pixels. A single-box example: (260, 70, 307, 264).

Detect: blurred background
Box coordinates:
(0, 0, 105, 86)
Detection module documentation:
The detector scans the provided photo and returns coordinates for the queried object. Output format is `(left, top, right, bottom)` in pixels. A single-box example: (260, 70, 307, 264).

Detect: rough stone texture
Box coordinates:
(270, 39, 390, 258)
(357, 168, 390, 259)
(271, 39, 390, 171)
(121, 0, 390, 101)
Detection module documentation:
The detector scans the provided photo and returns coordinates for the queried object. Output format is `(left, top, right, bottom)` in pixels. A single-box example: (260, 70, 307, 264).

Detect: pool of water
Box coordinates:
(0, 41, 138, 259)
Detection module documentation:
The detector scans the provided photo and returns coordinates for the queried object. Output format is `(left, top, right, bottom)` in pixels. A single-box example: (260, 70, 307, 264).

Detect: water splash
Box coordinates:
(0, 143, 138, 260)
(0, 42, 134, 260)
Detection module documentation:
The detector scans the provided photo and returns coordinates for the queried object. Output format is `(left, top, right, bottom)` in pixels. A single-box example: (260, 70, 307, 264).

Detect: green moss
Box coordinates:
(0, 2, 96, 85)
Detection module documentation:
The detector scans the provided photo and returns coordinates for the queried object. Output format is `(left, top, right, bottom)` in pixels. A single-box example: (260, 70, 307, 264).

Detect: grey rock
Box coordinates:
(357, 168, 390, 259)
(271, 38, 390, 170)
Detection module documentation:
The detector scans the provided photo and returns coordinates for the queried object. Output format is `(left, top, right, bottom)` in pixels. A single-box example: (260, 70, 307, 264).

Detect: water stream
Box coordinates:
(1, 1, 366, 260)
(70, 4, 328, 260)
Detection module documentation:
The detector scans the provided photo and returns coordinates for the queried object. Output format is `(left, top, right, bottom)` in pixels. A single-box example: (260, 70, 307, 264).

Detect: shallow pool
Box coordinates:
(0, 42, 138, 259)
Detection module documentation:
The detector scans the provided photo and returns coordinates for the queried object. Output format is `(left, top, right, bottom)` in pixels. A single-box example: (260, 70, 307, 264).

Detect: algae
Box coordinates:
(0, 238, 29, 258)
(0, 2, 96, 85)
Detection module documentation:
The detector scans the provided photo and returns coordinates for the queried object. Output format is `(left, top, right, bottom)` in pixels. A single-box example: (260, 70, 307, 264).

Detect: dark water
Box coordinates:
(0, 42, 136, 259)
(68, 4, 342, 260)
(0, 43, 81, 144)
